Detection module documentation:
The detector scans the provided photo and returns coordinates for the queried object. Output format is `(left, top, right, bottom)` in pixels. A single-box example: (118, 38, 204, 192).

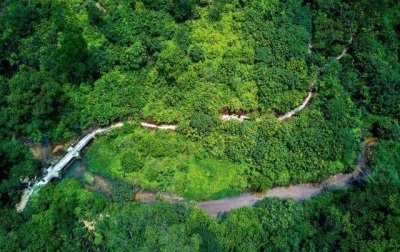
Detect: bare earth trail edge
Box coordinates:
(197, 137, 376, 217)
(17, 39, 355, 215)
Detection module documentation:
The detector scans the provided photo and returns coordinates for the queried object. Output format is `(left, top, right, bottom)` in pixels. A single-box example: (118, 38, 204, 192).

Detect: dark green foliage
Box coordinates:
(84, 71, 146, 126)
(208, 1, 225, 21)
(97, 202, 200, 251)
(171, 0, 196, 22)
(369, 116, 400, 141)
(188, 44, 205, 62)
(0, 1, 399, 251)
(121, 150, 144, 173)
(4, 68, 63, 139)
(175, 25, 192, 51)
(254, 64, 308, 113)
(256, 198, 315, 251)
(2, 179, 107, 251)
(141, 0, 197, 22)
(56, 31, 89, 83)
(110, 180, 135, 202)
(1, 141, 399, 251)
(189, 112, 217, 135)
(85, 1, 104, 26)
(310, 0, 400, 120)
(156, 41, 190, 82)
(0, 140, 38, 206)
(299, 141, 400, 251)
(0, 140, 38, 181)
(371, 140, 400, 172)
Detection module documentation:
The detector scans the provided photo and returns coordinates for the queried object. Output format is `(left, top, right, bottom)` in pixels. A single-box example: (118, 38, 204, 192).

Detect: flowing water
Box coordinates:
(19, 87, 373, 217)
(21, 137, 375, 216)
(197, 138, 376, 217)
(62, 159, 87, 179)
(61, 156, 112, 195)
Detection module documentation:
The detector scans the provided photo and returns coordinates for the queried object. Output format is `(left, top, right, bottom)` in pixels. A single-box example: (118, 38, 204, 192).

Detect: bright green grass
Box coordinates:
(86, 137, 121, 179)
(183, 157, 247, 200)
(86, 127, 247, 200)
(82, 171, 95, 185)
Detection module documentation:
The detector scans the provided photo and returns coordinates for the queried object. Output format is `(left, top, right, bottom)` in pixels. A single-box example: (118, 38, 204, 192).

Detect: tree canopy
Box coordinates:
(0, 0, 399, 251)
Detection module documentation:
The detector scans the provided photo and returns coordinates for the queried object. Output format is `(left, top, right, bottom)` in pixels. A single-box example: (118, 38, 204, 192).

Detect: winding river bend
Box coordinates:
(17, 119, 375, 217)
(16, 122, 176, 212)
(278, 36, 352, 121)
(17, 39, 355, 214)
(197, 138, 375, 217)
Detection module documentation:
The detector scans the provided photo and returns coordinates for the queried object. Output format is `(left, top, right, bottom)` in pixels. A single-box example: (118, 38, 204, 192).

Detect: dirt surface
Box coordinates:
(84, 174, 111, 194)
(52, 145, 64, 155)
(197, 185, 324, 217)
(140, 122, 177, 130)
(197, 138, 376, 217)
(196, 193, 258, 216)
(221, 114, 250, 122)
(27, 139, 76, 165)
(135, 190, 186, 203)
(27, 143, 52, 161)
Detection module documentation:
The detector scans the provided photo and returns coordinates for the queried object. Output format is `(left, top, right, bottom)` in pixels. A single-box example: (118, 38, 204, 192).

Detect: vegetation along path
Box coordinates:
(16, 122, 180, 211)
(197, 137, 376, 217)
(16, 39, 353, 212)
(278, 36, 352, 121)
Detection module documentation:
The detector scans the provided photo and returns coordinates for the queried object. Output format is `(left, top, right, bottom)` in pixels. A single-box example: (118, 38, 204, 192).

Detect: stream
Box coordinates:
(197, 137, 375, 217)
(57, 137, 376, 218)
(20, 127, 376, 217)
(17, 40, 357, 215)
(62, 159, 112, 195)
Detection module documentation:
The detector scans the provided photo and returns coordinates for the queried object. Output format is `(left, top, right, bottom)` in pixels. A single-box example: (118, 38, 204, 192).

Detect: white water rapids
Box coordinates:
(16, 122, 176, 211)
(16, 38, 354, 213)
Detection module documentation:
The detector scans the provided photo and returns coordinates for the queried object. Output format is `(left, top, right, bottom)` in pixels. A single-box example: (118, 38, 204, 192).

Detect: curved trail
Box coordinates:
(140, 122, 176, 130)
(278, 84, 315, 122)
(16, 122, 126, 211)
(197, 138, 376, 217)
(278, 37, 352, 121)
(17, 40, 354, 212)
(16, 122, 179, 211)
(336, 36, 353, 60)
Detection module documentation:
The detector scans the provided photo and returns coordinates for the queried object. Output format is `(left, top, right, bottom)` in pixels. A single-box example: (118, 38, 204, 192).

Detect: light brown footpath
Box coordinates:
(18, 37, 355, 212)
(197, 138, 376, 217)
(16, 122, 177, 212)
(278, 36, 352, 121)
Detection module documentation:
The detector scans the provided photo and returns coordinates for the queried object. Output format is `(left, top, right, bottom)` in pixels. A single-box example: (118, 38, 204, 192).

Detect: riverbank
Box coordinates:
(197, 138, 376, 217)
(66, 137, 376, 218)
(16, 37, 357, 212)
(19, 122, 372, 216)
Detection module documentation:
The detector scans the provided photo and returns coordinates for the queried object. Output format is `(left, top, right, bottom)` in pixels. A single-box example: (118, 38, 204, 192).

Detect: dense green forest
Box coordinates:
(0, 0, 399, 251)
(1, 140, 399, 251)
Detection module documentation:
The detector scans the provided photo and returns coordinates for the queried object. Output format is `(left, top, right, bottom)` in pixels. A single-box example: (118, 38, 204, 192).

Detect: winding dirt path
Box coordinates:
(277, 37, 353, 121)
(17, 39, 355, 213)
(197, 137, 375, 217)
(140, 122, 177, 130)
(336, 36, 353, 60)
(278, 87, 315, 122)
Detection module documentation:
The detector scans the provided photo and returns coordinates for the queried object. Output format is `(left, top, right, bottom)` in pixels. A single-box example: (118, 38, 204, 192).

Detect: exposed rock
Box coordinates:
(52, 145, 64, 155)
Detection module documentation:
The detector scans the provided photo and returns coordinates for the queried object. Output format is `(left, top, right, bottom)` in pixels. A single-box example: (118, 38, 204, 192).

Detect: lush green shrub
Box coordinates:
(121, 150, 144, 173)
(82, 171, 95, 185)
(189, 112, 217, 136)
(188, 44, 205, 62)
